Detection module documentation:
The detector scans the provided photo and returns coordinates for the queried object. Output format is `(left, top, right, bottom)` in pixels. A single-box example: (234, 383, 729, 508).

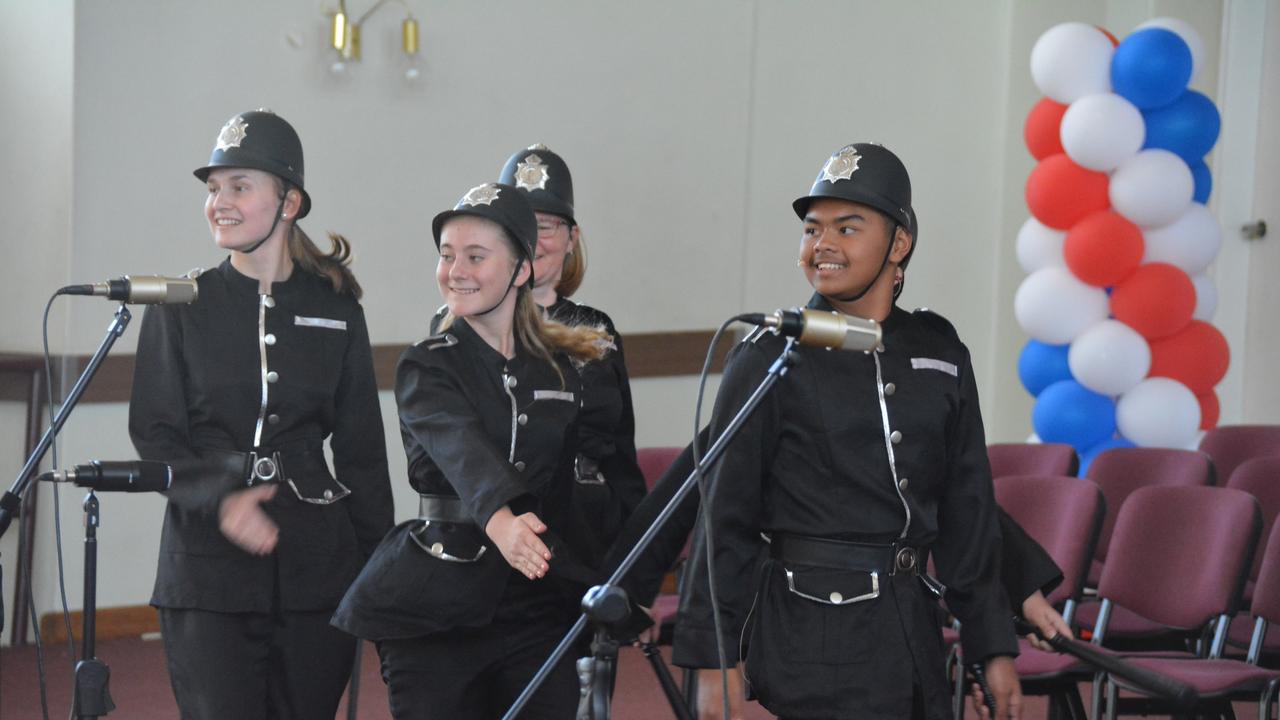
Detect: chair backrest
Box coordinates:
(1086, 447, 1213, 565)
(1200, 425, 1280, 487)
(995, 475, 1105, 607)
(636, 446, 684, 492)
(1098, 485, 1260, 631)
(1250, 520, 1280, 630)
(1226, 456, 1280, 583)
(988, 442, 1079, 478)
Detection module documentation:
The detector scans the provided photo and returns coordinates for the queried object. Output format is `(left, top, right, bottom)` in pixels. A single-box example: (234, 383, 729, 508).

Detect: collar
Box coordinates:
(217, 257, 305, 299)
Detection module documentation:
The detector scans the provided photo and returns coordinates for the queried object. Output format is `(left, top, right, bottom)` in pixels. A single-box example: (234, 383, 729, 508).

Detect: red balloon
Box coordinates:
(1025, 154, 1111, 230)
(1025, 98, 1068, 161)
(1197, 390, 1220, 430)
(1064, 210, 1144, 286)
(1149, 320, 1230, 395)
(1097, 26, 1120, 47)
(1110, 263, 1195, 339)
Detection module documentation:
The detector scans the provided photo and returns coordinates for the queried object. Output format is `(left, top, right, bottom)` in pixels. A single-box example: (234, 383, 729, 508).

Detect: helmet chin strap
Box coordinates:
(830, 222, 899, 304)
(473, 261, 526, 317)
(238, 194, 289, 255)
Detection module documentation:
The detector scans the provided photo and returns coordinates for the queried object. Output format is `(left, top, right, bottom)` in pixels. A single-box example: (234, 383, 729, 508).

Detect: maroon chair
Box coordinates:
(1101, 513, 1280, 719)
(1224, 457, 1280, 653)
(1199, 424, 1280, 487)
(996, 475, 1106, 719)
(1084, 485, 1260, 718)
(987, 442, 1079, 478)
(636, 446, 683, 492)
(634, 446, 687, 634)
(996, 475, 1105, 625)
(1075, 448, 1214, 642)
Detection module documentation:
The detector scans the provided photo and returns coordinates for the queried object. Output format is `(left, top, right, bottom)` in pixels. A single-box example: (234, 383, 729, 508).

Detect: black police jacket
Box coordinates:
(129, 259, 393, 613)
(331, 319, 590, 640)
(672, 295, 1018, 718)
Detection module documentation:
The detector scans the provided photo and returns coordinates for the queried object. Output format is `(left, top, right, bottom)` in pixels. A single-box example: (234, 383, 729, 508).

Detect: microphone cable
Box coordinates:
(689, 313, 760, 720)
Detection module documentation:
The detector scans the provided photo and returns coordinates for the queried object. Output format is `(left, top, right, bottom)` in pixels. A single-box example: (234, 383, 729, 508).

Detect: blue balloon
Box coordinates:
(1032, 380, 1117, 450)
(1143, 90, 1221, 163)
(1112, 28, 1193, 109)
(1189, 158, 1212, 203)
(1078, 436, 1137, 477)
(1018, 340, 1072, 397)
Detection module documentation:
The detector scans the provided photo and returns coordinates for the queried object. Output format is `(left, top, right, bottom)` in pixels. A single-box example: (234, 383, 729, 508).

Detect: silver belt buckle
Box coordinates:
(894, 546, 918, 575)
(248, 452, 279, 486)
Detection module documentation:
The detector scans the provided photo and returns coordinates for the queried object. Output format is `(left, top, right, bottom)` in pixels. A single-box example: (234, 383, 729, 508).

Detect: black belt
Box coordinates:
(770, 533, 922, 576)
(196, 440, 321, 488)
(418, 494, 472, 524)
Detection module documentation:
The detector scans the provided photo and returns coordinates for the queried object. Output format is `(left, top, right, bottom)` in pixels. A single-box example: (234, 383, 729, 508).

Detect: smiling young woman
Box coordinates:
(334, 182, 622, 719)
(128, 109, 393, 720)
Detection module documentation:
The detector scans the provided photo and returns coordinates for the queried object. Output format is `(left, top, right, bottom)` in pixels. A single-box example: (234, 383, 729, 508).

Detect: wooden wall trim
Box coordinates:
(0, 330, 732, 405)
(39, 605, 160, 644)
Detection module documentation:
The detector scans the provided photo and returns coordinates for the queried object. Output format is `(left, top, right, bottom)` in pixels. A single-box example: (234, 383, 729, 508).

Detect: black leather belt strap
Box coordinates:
(418, 494, 472, 524)
(770, 533, 922, 576)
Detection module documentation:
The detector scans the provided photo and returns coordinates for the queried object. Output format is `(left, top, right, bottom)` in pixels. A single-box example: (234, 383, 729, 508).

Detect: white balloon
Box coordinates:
(1027, 433, 1043, 444)
(1030, 22, 1115, 103)
(1138, 17, 1206, 83)
(1116, 377, 1201, 448)
(1141, 204, 1222, 274)
(1191, 272, 1218, 320)
(1185, 429, 1208, 451)
(1014, 267, 1111, 344)
(1110, 149, 1194, 228)
(1068, 319, 1152, 396)
(1016, 217, 1067, 273)
(1060, 93, 1145, 171)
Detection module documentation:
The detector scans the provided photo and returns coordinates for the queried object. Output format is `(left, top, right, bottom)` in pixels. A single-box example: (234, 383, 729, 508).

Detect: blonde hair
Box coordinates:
(437, 218, 610, 383)
(288, 227, 363, 299)
(555, 228, 587, 298)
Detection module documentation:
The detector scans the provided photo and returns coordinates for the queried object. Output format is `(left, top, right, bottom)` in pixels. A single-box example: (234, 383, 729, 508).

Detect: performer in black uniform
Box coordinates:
(333, 182, 614, 719)
(498, 145, 646, 566)
(129, 109, 394, 719)
(671, 143, 1022, 719)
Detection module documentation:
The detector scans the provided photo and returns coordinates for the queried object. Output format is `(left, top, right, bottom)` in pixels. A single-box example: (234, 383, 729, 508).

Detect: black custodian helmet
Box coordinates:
(432, 183, 538, 281)
(194, 110, 311, 218)
(793, 143, 913, 250)
(499, 144, 575, 224)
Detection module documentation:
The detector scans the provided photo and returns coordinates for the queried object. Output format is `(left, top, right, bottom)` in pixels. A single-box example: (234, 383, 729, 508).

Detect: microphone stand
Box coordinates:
(0, 303, 133, 540)
(503, 338, 800, 720)
(71, 489, 115, 718)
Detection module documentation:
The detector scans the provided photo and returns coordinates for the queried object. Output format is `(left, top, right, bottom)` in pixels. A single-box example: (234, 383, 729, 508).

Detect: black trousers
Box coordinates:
(377, 619, 578, 720)
(159, 607, 356, 720)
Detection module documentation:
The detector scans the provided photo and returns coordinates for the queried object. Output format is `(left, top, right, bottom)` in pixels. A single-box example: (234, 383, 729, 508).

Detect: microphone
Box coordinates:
(58, 276, 198, 305)
(40, 461, 173, 493)
(740, 308, 882, 352)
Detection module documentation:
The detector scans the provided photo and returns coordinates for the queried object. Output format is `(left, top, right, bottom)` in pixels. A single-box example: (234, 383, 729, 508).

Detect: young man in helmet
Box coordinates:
(672, 143, 1022, 719)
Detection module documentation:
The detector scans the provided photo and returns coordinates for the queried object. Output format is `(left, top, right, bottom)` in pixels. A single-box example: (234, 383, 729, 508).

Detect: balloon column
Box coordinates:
(1016, 18, 1228, 474)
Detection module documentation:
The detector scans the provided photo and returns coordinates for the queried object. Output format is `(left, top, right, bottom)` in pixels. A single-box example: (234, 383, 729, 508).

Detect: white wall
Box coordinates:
(1, 0, 1250, 642)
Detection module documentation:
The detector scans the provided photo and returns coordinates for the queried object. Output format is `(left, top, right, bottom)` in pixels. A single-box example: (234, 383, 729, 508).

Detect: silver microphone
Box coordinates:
(59, 275, 198, 304)
(745, 308, 882, 352)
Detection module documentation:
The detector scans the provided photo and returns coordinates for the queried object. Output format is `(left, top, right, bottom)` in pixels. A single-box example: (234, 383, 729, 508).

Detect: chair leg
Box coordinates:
(1105, 674, 1119, 720)
(1065, 685, 1088, 720)
(1091, 672, 1107, 720)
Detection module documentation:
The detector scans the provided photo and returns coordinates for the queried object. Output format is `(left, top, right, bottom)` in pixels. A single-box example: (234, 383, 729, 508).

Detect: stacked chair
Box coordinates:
(1097, 488, 1274, 719)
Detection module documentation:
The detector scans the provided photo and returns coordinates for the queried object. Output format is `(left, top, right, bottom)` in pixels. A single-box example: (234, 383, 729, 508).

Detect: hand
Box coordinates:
(218, 484, 279, 555)
(484, 506, 551, 579)
(1021, 590, 1074, 651)
(695, 666, 745, 720)
(971, 655, 1021, 720)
